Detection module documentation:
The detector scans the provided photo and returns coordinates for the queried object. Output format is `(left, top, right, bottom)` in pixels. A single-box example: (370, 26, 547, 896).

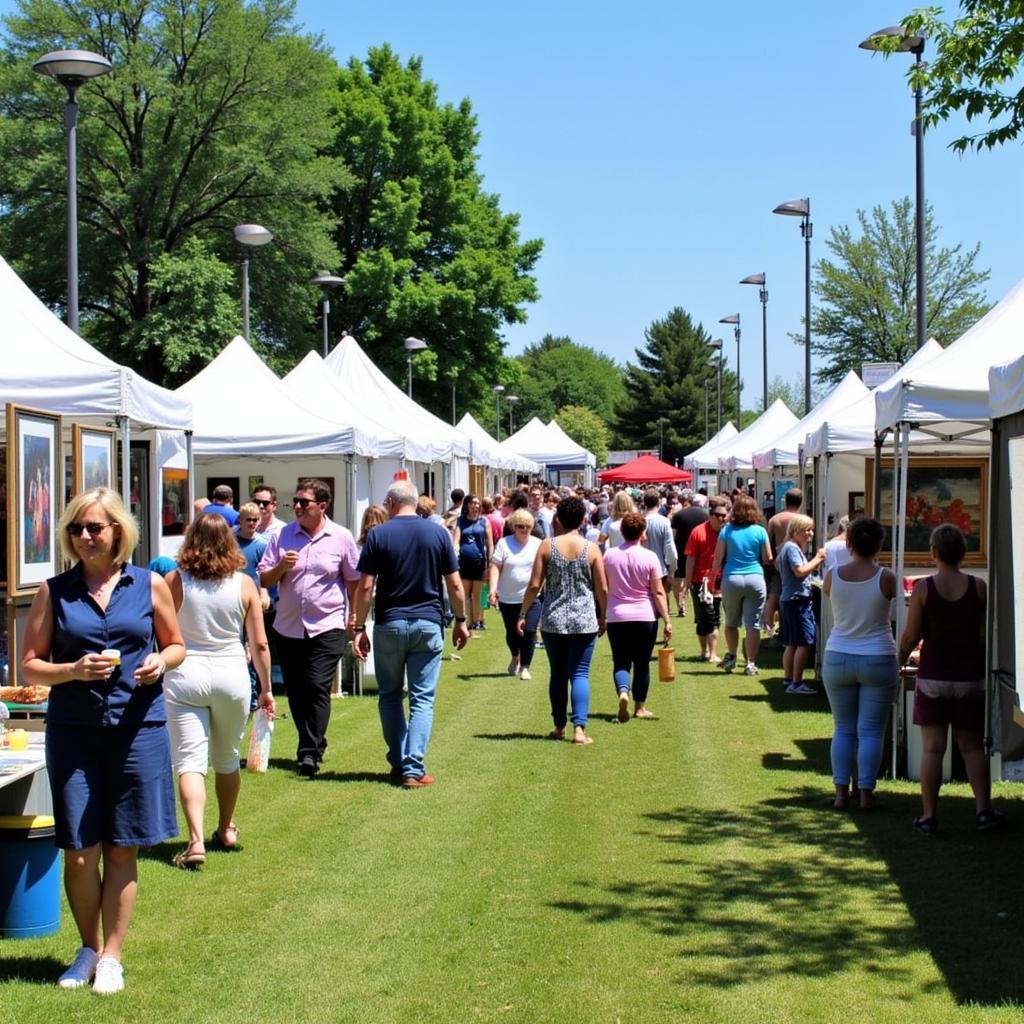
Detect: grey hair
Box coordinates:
(386, 480, 419, 507)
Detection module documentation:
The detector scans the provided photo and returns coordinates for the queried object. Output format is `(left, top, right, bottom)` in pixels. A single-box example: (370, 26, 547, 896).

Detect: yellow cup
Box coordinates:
(101, 648, 122, 666)
(8, 729, 28, 751)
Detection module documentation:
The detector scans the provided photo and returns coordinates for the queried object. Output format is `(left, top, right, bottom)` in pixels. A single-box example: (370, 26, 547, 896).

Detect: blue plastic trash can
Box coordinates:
(0, 814, 61, 939)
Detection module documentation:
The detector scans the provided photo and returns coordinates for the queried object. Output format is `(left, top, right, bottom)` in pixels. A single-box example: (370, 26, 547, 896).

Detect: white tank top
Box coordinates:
(826, 566, 896, 655)
(177, 571, 246, 656)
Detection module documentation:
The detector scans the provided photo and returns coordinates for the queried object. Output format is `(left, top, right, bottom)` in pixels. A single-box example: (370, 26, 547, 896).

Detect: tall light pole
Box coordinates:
(404, 336, 427, 398)
(658, 417, 666, 461)
(310, 273, 343, 357)
(506, 394, 519, 434)
(703, 379, 710, 442)
(33, 49, 113, 335)
(719, 314, 741, 426)
(492, 384, 506, 441)
(233, 224, 274, 342)
(707, 337, 723, 432)
(860, 26, 927, 352)
(772, 198, 812, 413)
(740, 273, 768, 411)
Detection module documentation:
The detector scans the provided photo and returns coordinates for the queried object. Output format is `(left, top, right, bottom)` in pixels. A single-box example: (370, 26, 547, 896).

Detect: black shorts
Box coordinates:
(689, 584, 721, 637)
(458, 555, 487, 581)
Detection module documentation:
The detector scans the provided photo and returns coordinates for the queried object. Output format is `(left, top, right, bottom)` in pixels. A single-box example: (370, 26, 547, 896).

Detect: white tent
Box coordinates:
(505, 417, 595, 476)
(456, 413, 541, 475)
(717, 400, 801, 473)
(682, 422, 739, 471)
(546, 420, 597, 470)
(1, 254, 190, 429)
(990, 353, 1024, 421)
(751, 371, 869, 470)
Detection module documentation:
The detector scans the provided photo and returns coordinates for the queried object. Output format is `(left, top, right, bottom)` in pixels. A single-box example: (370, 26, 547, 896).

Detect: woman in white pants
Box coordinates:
(164, 514, 273, 867)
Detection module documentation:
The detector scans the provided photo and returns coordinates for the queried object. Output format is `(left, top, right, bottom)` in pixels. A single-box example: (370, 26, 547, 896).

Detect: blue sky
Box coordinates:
(5, 1, 1021, 406)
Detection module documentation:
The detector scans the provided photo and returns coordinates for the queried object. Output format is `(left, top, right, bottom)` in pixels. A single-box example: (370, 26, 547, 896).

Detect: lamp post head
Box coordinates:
(233, 223, 274, 247)
(719, 314, 740, 326)
(739, 273, 765, 286)
(492, 384, 506, 395)
(404, 336, 428, 353)
(772, 198, 810, 218)
(310, 273, 343, 291)
(707, 338, 723, 351)
(33, 49, 112, 90)
(506, 394, 519, 404)
(859, 25, 924, 55)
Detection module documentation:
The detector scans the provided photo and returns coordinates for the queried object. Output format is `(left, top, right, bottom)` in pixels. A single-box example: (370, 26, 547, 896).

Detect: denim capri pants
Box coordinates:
(721, 573, 766, 630)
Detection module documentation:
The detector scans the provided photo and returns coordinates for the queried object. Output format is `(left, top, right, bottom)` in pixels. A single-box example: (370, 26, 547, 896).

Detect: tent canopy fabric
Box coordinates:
(716, 400, 801, 473)
(1, 254, 191, 429)
(876, 277, 1024, 435)
(598, 454, 691, 484)
(545, 420, 597, 468)
(682, 422, 739, 471)
(505, 417, 596, 469)
(990, 354, 1024, 420)
(751, 371, 869, 470)
(324, 335, 470, 461)
(178, 337, 374, 455)
(456, 413, 541, 474)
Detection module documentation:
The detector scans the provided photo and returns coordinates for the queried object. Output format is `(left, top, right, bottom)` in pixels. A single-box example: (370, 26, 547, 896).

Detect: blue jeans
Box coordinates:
(374, 618, 444, 778)
(542, 631, 597, 728)
(822, 651, 898, 789)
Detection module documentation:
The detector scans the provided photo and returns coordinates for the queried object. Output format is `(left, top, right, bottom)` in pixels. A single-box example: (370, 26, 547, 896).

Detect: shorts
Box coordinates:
(766, 565, 782, 597)
(721, 573, 766, 630)
(458, 555, 487, 581)
(689, 583, 721, 636)
(780, 596, 815, 647)
(46, 722, 178, 849)
(913, 676, 985, 731)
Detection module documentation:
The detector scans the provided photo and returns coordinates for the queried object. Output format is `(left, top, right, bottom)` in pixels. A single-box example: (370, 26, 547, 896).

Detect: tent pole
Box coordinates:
(185, 430, 195, 521)
(984, 417, 999, 759)
(346, 455, 356, 531)
(893, 422, 910, 779)
(872, 434, 884, 518)
(117, 414, 131, 535)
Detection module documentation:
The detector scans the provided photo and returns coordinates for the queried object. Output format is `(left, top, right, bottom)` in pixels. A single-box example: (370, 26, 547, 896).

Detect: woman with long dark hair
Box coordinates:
(454, 493, 493, 633)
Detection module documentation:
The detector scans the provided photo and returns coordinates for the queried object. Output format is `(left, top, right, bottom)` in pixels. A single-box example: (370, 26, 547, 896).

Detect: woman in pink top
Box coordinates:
(603, 513, 672, 722)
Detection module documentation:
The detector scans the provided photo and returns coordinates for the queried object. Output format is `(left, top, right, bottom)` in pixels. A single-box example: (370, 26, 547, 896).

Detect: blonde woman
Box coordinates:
(599, 490, 637, 550)
(489, 508, 543, 679)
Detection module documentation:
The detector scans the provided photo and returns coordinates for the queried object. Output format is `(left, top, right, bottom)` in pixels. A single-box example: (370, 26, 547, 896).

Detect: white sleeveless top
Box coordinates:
(177, 571, 246, 656)
(826, 566, 896, 655)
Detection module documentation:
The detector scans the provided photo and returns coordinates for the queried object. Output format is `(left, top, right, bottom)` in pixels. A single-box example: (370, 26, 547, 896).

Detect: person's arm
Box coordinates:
(445, 571, 470, 650)
(166, 568, 184, 612)
(353, 573, 375, 660)
(590, 546, 608, 636)
(761, 532, 774, 569)
(712, 536, 727, 575)
(898, 578, 927, 664)
(650, 569, 672, 642)
(241, 575, 274, 713)
(135, 573, 186, 684)
(259, 534, 296, 587)
(822, 566, 833, 598)
(517, 540, 551, 633)
(452, 524, 462, 554)
(488, 545, 503, 607)
(683, 553, 697, 592)
(663, 527, 678, 578)
(485, 523, 494, 562)
(791, 546, 826, 580)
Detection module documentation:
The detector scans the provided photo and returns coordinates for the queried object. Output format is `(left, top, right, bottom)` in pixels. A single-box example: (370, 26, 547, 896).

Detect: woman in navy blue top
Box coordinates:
(21, 488, 184, 995)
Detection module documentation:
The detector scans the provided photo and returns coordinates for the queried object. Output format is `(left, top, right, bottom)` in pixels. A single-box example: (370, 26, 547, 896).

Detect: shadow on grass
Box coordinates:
(549, 788, 1023, 1006)
(762, 737, 831, 775)
(456, 673, 515, 681)
(0, 954, 66, 984)
(473, 732, 554, 742)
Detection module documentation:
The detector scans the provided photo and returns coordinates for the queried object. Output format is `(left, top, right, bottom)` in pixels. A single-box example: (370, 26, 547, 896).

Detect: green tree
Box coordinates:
(904, 2, 1024, 152)
(806, 198, 989, 386)
(0, 0, 344, 385)
(329, 45, 542, 419)
(615, 308, 738, 465)
(555, 404, 610, 467)
(511, 335, 626, 428)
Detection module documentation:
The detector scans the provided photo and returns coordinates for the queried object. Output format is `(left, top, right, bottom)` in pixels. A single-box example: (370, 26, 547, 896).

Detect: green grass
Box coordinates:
(2, 620, 1021, 1023)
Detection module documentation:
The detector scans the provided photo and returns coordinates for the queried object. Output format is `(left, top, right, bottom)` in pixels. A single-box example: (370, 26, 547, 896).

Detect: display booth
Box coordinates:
(455, 413, 541, 494)
(682, 422, 738, 494)
(716, 400, 800, 499)
(504, 418, 596, 487)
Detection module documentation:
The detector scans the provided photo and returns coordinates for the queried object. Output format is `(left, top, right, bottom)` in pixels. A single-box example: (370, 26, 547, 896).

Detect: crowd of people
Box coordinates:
(17, 475, 1003, 995)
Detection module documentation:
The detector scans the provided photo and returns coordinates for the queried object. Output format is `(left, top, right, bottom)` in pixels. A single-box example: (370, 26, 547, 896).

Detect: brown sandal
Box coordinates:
(211, 825, 240, 849)
(172, 842, 206, 869)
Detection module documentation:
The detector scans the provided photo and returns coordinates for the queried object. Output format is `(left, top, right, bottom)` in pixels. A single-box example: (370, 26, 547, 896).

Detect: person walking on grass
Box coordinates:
(603, 512, 672, 721)
(489, 508, 543, 680)
(899, 524, 1005, 835)
(713, 493, 772, 676)
(764, 488, 804, 639)
(670, 489, 708, 618)
(354, 480, 469, 787)
(682, 496, 729, 663)
(519, 496, 608, 745)
(777, 515, 826, 694)
(453, 493, 493, 634)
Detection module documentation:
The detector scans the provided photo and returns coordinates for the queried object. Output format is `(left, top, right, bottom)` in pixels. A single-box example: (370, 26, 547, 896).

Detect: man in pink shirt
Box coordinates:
(259, 478, 360, 777)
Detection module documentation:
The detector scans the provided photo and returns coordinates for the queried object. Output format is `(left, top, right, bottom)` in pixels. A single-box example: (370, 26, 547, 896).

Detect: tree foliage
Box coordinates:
(615, 308, 738, 465)
(510, 335, 625, 429)
(806, 198, 989, 386)
(904, 1, 1024, 152)
(555, 404, 610, 467)
(0, 0, 344, 385)
(328, 45, 542, 419)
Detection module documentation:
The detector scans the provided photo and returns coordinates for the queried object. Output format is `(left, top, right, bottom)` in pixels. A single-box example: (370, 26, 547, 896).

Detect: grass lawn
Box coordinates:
(2, 617, 1021, 1023)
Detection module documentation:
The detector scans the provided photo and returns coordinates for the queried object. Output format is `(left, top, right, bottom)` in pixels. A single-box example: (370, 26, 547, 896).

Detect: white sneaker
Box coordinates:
(92, 956, 124, 996)
(518, 666, 532, 680)
(792, 682, 818, 695)
(507, 658, 519, 676)
(744, 662, 758, 676)
(58, 947, 100, 989)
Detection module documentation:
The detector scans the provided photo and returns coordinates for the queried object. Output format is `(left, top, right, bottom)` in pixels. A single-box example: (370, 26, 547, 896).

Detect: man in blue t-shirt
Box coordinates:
(205, 483, 239, 527)
(354, 480, 469, 788)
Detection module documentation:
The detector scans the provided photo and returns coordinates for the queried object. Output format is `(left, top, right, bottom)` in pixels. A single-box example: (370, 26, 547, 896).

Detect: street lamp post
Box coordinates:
(707, 338, 724, 432)
(740, 273, 768, 411)
(658, 417, 666, 461)
(772, 198, 812, 413)
(33, 49, 113, 335)
(860, 26, 927, 351)
(703, 379, 710, 442)
(492, 384, 506, 441)
(233, 224, 274, 342)
(719, 314, 741, 426)
(310, 273, 343, 357)
(506, 394, 519, 434)
(404, 336, 427, 398)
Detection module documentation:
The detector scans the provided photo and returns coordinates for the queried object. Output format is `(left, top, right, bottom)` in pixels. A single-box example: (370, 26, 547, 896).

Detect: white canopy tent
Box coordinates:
(505, 417, 595, 483)
(716, 400, 800, 475)
(546, 420, 597, 482)
(455, 413, 541, 476)
(682, 422, 739, 471)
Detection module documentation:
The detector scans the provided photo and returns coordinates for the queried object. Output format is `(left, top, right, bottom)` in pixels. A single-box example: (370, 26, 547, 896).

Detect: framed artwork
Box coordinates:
(72, 423, 116, 494)
(0, 444, 6, 590)
(295, 476, 335, 520)
(161, 467, 190, 537)
(848, 491, 865, 517)
(6, 404, 62, 597)
(247, 474, 264, 498)
(865, 457, 987, 566)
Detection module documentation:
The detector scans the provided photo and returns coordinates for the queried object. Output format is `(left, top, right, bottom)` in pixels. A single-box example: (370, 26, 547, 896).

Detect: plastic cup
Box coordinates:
(8, 729, 28, 751)
(101, 649, 121, 666)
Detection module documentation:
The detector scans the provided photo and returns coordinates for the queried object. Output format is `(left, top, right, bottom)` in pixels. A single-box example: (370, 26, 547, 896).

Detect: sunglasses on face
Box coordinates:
(242, 517, 260, 523)
(254, 499, 275, 508)
(292, 497, 319, 508)
(68, 522, 115, 537)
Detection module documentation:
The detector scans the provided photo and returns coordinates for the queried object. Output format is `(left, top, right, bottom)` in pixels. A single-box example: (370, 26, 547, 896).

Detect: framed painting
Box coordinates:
(161, 467, 189, 537)
(6, 404, 62, 596)
(72, 423, 116, 494)
(247, 474, 264, 498)
(865, 457, 987, 567)
(848, 491, 865, 517)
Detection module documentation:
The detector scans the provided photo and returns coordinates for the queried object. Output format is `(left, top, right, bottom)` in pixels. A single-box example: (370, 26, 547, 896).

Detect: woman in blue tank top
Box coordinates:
(20, 488, 184, 995)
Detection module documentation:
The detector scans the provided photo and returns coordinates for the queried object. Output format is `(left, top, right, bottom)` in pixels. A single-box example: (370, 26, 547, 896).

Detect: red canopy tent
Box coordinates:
(597, 454, 692, 484)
